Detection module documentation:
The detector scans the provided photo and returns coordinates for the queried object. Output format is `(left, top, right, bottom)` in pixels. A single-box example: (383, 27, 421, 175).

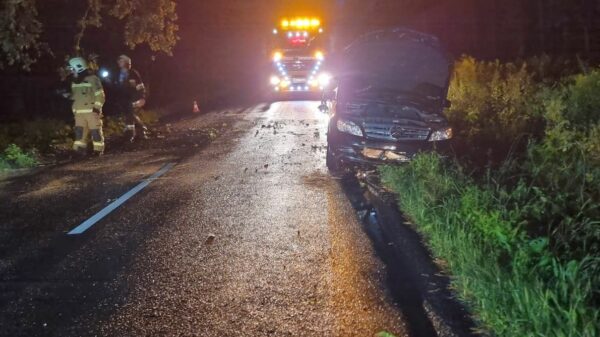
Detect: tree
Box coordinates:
(0, 0, 179, 71)
(0, 0, 43, 70)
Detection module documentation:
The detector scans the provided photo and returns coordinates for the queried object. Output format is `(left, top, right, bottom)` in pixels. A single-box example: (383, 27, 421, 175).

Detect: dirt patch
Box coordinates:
(301, 171, 335, 189)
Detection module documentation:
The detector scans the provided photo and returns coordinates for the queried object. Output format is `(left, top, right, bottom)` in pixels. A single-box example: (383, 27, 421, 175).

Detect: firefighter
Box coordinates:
(67, 57, 106, 155)
(116, 55, 148, 141)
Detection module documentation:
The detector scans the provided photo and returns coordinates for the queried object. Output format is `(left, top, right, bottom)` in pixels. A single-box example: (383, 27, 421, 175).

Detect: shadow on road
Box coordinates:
(338, 175, 478, 337)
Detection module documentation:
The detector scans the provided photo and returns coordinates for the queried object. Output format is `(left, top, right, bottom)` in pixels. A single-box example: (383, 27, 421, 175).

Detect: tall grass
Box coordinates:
(382, 156, 598, 337)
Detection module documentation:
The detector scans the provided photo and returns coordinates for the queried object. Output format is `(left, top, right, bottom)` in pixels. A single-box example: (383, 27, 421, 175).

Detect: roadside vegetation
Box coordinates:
(381, 57, 600, 337)
(0, 144, 38, 170)
(0, 109, 161, 171)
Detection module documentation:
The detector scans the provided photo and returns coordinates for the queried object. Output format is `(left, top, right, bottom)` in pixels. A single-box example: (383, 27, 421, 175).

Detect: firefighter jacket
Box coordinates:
(115, 69, 146, 111)
(70, 74, 105, 114)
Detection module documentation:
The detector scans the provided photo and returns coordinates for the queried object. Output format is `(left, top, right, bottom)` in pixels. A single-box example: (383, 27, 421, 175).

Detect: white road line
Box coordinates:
(67, 162, 176, 235)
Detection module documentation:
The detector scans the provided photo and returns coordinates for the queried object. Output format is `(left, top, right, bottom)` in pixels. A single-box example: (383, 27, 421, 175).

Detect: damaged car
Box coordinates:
(324, 28, 453, 173)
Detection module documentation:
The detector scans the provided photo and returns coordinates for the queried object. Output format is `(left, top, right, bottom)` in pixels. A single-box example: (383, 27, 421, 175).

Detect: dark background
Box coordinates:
(2, 0, 600, 121)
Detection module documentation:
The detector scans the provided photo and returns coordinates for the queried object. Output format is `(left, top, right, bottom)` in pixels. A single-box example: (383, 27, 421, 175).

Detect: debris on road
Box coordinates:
(205, 234, 216, 245)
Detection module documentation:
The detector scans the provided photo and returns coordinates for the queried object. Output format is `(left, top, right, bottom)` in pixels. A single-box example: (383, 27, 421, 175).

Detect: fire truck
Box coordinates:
(268, 17, 331, 93)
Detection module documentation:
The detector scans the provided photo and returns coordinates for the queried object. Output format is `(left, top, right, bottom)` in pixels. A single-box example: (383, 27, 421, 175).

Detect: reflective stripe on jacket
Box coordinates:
(71, 75, 105, 114)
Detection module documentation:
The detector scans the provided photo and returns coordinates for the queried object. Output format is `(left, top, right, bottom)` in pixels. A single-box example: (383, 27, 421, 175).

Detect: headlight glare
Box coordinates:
(314, 50, 325, 61)
(318, 73, 331, 87)
(270, 76, 281, 86)
(336, 119, 363, 137)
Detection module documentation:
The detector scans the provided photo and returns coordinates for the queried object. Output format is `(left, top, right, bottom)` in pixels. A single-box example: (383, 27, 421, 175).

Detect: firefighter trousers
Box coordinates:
(123, 107, 148, 140)
(73, 112, 104, 153)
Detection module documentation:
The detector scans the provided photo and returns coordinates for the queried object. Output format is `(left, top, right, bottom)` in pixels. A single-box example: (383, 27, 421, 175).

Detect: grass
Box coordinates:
(381, 156, 599, 337)
(379, 59, 600, 337)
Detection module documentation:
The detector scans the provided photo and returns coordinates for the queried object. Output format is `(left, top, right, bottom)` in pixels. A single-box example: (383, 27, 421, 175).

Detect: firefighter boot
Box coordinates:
(125, 124, 136, 143)
(72, 124, 89, 157)
(141, 125, 150, 140)
(90, 129, 104, 156)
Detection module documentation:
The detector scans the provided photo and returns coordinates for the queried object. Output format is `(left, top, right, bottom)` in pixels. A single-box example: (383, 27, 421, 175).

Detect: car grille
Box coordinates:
(363, 122, 430, 141)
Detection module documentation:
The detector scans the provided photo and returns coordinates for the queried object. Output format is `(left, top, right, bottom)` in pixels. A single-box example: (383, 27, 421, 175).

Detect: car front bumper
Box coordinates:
(331, 133, 451, 169)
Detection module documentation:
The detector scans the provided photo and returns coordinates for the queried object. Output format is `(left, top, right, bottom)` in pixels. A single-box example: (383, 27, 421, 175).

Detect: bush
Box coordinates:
(103, 116, 126, 139)
(446, 56, 544, 167)
(0, 119, 72, 153)
(0, 144, 38, 169)
(561, 70, 600, 128)
(522, 71, 600, 261)
(0, 109, 163, 155)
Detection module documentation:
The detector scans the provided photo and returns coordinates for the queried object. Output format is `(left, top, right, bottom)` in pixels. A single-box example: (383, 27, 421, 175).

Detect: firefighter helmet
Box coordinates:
(68, 57, 88, 74)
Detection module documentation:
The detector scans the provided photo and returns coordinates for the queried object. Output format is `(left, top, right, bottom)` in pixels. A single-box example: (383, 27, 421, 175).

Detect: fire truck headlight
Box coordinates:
(315, 51, 325, 61)
(318, 73, 331, 87)
(270, 76, 281, 86)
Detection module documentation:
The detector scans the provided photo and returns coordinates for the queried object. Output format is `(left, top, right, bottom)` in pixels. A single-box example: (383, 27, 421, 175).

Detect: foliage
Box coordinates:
(0, 109, 163, 157)
(103, 115, 126, 139)
(138, 108, 160, 125)
(103, 109, 161, 138)
(559, 71, 600, 128)
(446, 56, 543, 167)
(0, 144, 38, 169)
(0, 0, 179, 70)
(110, 0, 178, 54)
(0, 119, 72, 153)
(381, 62, 600, 337)
(0, 0, 44, 70)
(381, 155, 599, 337)
(74, 0, 103, 53)
(522, 71, 600, 261)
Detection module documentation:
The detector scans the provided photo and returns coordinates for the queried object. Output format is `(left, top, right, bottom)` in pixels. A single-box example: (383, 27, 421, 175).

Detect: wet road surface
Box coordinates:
(0, 101, 407, 336)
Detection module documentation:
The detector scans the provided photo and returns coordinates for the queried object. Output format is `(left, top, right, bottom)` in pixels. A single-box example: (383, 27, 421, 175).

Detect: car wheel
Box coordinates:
(326, 144, 343, 175)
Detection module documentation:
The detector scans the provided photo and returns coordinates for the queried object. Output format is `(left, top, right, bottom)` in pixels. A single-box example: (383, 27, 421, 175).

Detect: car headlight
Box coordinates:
(273, 51, 283, 62)
(318, 73, 331, 87)
(280, 78, 291, 88)
(314, 50, 325, 61)
(337, 119, 363, 137)
(270, 76, 281, 86)
(428, 127, 453, 141)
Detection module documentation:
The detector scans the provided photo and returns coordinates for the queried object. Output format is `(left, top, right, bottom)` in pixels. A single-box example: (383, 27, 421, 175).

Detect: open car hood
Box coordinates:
(334, 28, 451, 103)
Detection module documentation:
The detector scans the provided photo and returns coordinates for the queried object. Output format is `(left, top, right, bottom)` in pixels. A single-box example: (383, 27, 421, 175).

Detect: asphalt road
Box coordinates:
(0, 101, 408, 337)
